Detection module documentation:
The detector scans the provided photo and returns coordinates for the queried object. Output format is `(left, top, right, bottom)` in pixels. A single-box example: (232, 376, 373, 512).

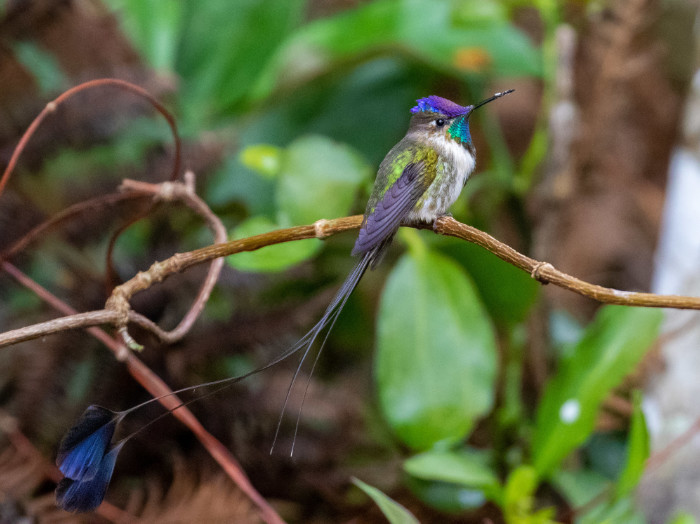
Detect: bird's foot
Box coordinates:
(432, 213, 452, 232)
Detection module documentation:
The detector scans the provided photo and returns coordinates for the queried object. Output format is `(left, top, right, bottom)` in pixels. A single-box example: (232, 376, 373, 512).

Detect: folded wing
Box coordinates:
(352, 161, 425, 258)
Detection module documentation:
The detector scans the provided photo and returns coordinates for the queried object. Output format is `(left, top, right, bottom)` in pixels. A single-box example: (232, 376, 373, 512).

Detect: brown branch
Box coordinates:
(0, 191, 152, 261)
(2, 173, 227, 348)
(0, 306, 119, 347)
(4, 214, 700, 351)
(3, 207, 700, 521)
(432, 218, 700, 309)
(118, 171, 227, 343)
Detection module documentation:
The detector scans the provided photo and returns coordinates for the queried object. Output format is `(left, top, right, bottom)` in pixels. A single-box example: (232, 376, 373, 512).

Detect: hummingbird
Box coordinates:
(271, 89, 515, 449)
(54, 90, 513, 512)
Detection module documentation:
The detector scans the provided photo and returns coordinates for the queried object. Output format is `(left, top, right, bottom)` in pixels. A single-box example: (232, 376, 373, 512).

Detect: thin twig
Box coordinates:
(0, 78, 181, 199)
(0, 191, 151, 261)
(433, 217, 700, 309)
(118, 172, 227, 343)
(4, 214, 700, 350)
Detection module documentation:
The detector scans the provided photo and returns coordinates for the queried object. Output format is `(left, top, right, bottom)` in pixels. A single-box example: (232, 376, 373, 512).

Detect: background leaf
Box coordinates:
(439, 241, 540, 326)
(352, 477, 419, 524)
(376, 245, 497, 450)
(239, 144, 284, 179)
(251, 0, 540, 101)
(276, 135, 371, 225)
(532, 306, 663, 476)
(616, 390, 650, 498)
(227, 216, 320, 273)
(404, 448, 501, 501)
(503, 466, 557, 524)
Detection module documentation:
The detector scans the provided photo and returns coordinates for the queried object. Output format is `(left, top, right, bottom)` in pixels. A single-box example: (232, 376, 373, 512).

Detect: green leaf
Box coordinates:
(238, 57, 423, 166)
(405, 475, 486, 513)
(552, 469, 612, 509)
(376, 248, 497, 450)
(577, 496, 646, 524)
(176, 0, 306, 122)
(239, 144, 284, 179)
(276, 135, 371, 225)
(532, 306, 663, 477)
(205, 153, 276, 213)
(616, 391, 649, 498)
(251, 0, 540, 101)
(439, 241, 539, 326)
(352, 478, 419, 524)
(404, 448, 501, 501)
(227, 216, 320, 273)
(503, 466, 556, 524)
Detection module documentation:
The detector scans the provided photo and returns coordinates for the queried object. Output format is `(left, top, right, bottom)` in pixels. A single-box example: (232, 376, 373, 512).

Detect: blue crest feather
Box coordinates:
(410, 96, 470, 117)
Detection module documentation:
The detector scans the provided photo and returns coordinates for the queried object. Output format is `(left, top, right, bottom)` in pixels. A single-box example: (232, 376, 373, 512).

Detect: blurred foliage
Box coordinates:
(352, 477, 420, 524)
(228, 215, 322, 273)
(2, 0, 671, 522)
(533, 306, 662, 477)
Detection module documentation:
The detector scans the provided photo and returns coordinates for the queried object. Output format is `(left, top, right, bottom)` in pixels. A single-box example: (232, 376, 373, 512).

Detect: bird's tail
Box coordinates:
(270, 250, 372, 455)
(56, 250, 375, 473)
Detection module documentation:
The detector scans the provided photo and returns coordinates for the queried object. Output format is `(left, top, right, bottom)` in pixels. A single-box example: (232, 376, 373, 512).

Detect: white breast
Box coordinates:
(408, 137, 476, 223)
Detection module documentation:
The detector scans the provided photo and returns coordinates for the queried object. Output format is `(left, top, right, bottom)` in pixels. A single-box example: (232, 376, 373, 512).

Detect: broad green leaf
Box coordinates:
(504, 466, 537, 515)
(616, 391, 649, 498)
(452, 0, 507, 26)
(376, 247, 497, 450)
(251, 0, 540, 101)
(533, 306, 663, 477)
(276, 135, 371, 225)
(176, 0, 306, 122)
(239, 144, 283, 179)
(404, 448, 501, 501)
(352, 478, 419, 524)
(440, 241, 539, 326)
(227, 216, 320, 273)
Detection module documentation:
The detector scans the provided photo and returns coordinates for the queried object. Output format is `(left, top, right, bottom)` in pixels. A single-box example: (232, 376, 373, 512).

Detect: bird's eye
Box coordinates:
(435, 118, 445, 127)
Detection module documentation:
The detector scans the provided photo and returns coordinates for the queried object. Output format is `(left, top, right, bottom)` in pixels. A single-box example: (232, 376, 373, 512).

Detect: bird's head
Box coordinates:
(407, 91, 514, 148)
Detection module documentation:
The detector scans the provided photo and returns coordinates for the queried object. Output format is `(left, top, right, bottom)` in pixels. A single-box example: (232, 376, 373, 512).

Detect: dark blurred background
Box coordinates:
(0, 0, 697, 522)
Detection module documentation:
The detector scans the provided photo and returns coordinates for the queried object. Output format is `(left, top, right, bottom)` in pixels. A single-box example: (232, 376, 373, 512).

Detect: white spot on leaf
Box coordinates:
(559, 399, 580, 424)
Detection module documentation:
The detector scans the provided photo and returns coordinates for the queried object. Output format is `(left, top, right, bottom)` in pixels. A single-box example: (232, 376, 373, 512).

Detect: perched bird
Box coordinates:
(55, 90, 513, 512)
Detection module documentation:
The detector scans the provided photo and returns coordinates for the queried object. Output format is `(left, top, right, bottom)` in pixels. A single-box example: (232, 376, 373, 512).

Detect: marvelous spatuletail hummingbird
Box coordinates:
(54, 90, 514, 512)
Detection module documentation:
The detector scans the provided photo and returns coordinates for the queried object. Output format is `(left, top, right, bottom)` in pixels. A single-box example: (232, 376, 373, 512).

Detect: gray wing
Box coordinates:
(351, 161, 425, 257)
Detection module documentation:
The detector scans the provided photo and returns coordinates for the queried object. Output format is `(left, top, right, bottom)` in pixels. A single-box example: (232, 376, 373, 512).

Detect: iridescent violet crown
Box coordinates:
(410, 96, 471, 117)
